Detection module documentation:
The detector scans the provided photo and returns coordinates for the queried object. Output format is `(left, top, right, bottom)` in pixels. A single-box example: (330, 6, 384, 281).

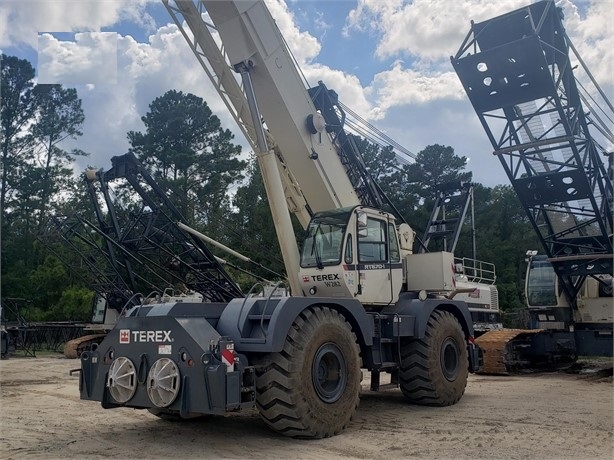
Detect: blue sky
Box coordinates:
(289, 1, 382, 84)
(1, 0, 612, 188)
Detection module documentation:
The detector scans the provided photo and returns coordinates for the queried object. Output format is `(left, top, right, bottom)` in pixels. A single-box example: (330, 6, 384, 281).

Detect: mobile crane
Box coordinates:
(78, 0, 480, 438)
(452, 0, 613, 373)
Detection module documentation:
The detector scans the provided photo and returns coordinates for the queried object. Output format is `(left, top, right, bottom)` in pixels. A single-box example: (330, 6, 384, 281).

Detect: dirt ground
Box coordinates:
(0, 355, 612, 460)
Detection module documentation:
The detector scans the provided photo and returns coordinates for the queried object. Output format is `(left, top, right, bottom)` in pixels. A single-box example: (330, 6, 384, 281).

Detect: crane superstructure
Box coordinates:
(77, 0, 481, 438)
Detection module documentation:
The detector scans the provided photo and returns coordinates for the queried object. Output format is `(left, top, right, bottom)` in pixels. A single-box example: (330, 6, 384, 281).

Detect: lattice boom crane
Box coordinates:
(452, 0, 613, 369)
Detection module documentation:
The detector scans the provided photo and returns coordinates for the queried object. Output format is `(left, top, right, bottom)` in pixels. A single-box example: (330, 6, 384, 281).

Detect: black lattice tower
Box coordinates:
(420, 182, 474, 254)
(41, 154, 245, 306)
(452, 0, 613, 306)
(89, 153, 244, 303)
(39, 214, 140, 310)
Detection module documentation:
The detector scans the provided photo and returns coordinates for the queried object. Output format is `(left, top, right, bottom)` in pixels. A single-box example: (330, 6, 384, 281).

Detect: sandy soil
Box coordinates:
(0, 355, 612, 460)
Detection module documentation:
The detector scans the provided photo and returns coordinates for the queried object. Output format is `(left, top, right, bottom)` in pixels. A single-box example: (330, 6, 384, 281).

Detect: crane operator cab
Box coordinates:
(299, 206, 411, 306)
(525, 253, 614, 330)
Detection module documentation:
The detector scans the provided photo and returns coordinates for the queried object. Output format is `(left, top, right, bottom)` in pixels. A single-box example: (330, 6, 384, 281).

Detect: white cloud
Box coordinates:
(340, 0, 613, 185)
(60, 23, 255, 171)
(2, 0, 610, 189)
(38, 32, 118, 84)
(0, 0, 155, 49)
(345, 0, 528, 62)
(365, 61, 463, 118)
(557, 0, 614, 92)
(344, 0, 612, 98)
(303, 63, 373, 117)
(264, 0, 320, 64)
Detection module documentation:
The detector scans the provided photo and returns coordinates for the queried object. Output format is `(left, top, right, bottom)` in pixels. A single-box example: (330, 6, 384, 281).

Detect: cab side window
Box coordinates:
(388, 223, 400, 262)
(358, 218, 387, 263)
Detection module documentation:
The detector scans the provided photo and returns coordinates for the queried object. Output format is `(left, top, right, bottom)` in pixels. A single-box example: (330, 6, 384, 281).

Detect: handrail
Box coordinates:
(454, 257, 496, 284)
(259, 281, 287, 335)
(236, 283, 265, 336)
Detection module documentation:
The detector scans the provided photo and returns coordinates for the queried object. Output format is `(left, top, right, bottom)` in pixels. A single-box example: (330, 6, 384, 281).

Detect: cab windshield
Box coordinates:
(526, 258, 557, 307)
(300, 210, 352, 268)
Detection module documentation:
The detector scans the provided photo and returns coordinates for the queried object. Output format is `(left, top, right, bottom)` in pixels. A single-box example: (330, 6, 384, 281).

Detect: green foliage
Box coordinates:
(351, 135, 416, 219)
(457, 184, 539, 311)
(496, 282, 525, 312)
(27, 256, 70, 310)
(44, 286, 94, 322)
(1, 54, 88, 321)
(359, 140, 473, 241)
(127, 89, 246, 227)
(1, 54, 37, 219)
(1, 259, 33, 302)
(405, 144, 472, 200)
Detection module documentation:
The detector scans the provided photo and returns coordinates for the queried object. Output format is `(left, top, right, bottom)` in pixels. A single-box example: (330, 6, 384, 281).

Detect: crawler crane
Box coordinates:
(78, 0, 481, 438)
(452, 0, 613, 373)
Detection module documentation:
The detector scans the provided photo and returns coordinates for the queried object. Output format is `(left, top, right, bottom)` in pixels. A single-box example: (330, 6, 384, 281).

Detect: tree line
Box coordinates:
(0, 54, 540, 323)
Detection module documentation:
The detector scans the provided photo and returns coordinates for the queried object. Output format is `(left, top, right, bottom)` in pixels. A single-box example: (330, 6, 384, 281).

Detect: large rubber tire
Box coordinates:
(399, 310, 468, 406)
(255, 306, 361, 438)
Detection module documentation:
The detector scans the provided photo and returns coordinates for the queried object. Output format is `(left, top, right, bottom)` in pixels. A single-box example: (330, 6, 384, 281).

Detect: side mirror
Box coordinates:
(357, 211, 367, 228)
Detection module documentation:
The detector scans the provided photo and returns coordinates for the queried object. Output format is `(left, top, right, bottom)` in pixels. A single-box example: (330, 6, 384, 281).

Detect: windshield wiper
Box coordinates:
(311, 230, 324, 270)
